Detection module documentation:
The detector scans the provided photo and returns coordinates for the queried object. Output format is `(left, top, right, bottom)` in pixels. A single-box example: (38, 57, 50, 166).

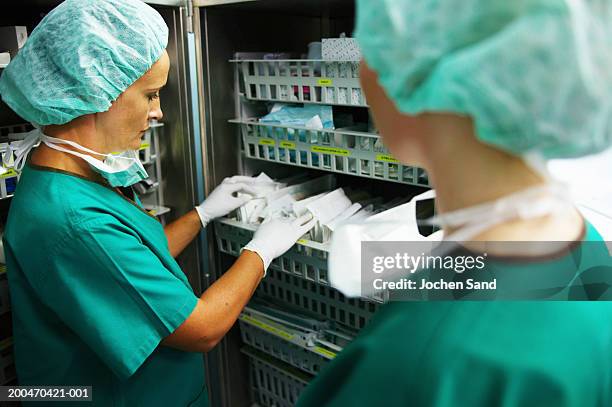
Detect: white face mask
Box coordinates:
(5, 128, 148, 188)
(328, 184, 573, 298)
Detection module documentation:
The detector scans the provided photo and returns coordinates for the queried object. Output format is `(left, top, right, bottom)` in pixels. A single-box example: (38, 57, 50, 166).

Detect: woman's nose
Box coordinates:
(149, 105, 163, 122)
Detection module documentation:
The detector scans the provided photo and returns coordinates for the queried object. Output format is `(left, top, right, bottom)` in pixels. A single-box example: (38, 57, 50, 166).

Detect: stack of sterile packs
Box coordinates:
(259, 103, 334, 131)
(232, 173, 437, 244)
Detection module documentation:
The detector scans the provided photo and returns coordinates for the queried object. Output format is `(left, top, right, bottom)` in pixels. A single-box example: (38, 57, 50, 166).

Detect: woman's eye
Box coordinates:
(147, 93, 160, 102)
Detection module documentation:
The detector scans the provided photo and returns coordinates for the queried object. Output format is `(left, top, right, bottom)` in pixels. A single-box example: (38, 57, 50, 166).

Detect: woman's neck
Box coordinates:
(419, 115, 584, 241)
(30, 144, 96, 178)
(30, 120, 105, 183)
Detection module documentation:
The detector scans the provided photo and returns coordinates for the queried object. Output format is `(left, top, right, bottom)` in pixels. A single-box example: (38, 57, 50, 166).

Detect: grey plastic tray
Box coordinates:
(259, 268, 379, 331)
(243, 347, 311, 407)
(239, 316, 332, 375)
(215, 219, 385, 329)
(233, 59, 366, 107)
(215, 218, 384, 331)
(231, 119, 430, 187)
(215, 218, 331, 286)
(0, 123, 31, 138)
(0, 124, 30, 199)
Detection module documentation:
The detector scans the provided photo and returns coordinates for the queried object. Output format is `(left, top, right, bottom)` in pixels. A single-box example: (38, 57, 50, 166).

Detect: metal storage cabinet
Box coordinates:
(194, 1, 429, 406)
(193, 2, 352, 406)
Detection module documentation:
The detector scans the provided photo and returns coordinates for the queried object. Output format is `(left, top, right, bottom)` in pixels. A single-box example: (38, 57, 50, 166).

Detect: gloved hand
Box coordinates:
(222, 175, 277, 186)
(242, 214, 317, 273)
(195, 178, 258, 228)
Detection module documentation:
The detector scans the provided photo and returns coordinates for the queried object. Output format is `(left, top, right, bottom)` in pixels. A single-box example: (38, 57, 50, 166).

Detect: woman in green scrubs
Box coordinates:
(300, 224, 612, 406)
(298, 0, 612, 406)
(0, 0, 314, 405)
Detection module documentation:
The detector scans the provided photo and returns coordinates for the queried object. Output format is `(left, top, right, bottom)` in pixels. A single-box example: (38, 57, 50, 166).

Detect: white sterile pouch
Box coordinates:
(329, 189, 442, 297)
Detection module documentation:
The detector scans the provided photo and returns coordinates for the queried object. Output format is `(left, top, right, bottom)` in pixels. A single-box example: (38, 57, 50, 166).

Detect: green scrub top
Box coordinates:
(298, 222, 612, 407)
(3, 164, 208, 407)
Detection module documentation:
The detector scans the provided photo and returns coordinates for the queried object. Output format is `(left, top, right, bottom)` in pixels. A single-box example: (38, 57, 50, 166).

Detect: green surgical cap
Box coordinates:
(0, 0, 168, 126)
(355, 0, 612, 159)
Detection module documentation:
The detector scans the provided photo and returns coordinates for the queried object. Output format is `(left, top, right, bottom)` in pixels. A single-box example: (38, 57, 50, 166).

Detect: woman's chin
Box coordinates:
(130, 140, 143, 151)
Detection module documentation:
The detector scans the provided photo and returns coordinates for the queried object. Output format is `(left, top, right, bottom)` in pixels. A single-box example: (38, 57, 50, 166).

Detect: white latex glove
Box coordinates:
(223, 175, 277, 186)
(242, 214, 317, 273)
(195, 178, 258, 227)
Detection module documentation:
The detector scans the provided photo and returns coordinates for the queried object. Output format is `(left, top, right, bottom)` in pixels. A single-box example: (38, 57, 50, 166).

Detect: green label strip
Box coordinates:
(311, 146, 350, 156)
(279, 141, 296, 149)
(241, 315, 295, 341)
(313, 346, 337, 359)
(317, 78, 333, 86)
(376, 154, 399, 163)
(139, 142, 151, 150)
(259, 139, 276, 146)
(0, 169, 18, 179)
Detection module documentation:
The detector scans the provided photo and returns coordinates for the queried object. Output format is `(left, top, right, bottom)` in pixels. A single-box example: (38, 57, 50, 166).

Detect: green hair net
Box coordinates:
(0, 0, 168, 126)
(355, 0, 612, 159)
